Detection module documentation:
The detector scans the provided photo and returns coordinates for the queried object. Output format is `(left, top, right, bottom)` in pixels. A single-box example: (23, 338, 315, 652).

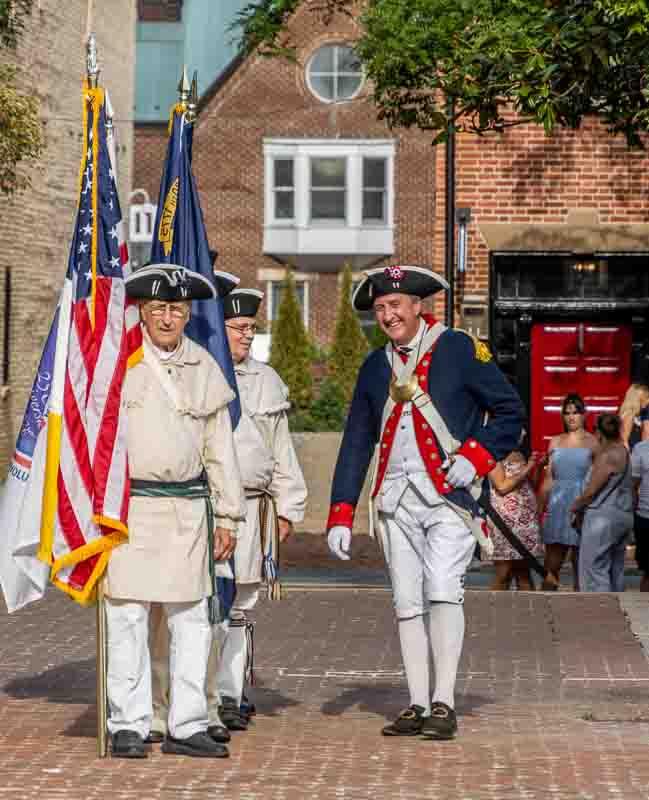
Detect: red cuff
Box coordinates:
(327, 502, 355, 531)
(456, 438, 497, 478)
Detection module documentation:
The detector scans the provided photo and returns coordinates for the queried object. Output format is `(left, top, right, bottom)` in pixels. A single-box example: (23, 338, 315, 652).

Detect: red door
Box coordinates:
(530, 322, 631, 453)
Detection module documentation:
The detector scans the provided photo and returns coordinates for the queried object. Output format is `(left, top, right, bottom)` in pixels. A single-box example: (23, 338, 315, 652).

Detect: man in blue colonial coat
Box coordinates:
(327, 264, 524, 740)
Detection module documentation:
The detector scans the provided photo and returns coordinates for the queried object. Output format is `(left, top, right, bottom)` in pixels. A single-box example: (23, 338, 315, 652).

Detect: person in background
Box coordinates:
(487, 445, 544, 590)
(631, 427, 649, 591)
(211, 288, 307, 732)
(538, 393, 598, 591)
(618, 383, 649, 451)
(571, 414, 632, 592)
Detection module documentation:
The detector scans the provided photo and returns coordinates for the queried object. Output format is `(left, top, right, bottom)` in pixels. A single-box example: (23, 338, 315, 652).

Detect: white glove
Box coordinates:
(444, 454, 477, 488)
(328, 526, 352, 561)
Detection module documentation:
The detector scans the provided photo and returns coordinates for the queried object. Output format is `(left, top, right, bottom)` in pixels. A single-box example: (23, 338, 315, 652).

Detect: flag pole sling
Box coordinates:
(96, 579, 108, 757)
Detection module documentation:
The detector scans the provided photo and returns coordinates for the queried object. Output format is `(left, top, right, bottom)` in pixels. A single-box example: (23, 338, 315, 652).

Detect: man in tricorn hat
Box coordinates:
(104, 262, 245, 759)
(208, 287, 307, 731)
(327, 264, 524, 740)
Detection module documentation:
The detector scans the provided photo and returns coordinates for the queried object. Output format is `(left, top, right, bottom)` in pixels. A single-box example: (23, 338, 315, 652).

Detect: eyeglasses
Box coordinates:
(226, 323, 257, 336)
(144, 303, 189, 319)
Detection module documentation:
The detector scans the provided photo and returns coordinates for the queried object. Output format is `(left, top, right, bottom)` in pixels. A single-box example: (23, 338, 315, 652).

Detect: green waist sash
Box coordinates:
(130, 474, 220, 624)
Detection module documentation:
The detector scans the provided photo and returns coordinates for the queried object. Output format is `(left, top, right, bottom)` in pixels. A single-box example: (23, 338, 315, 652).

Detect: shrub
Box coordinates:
(269, 267, 313, 411)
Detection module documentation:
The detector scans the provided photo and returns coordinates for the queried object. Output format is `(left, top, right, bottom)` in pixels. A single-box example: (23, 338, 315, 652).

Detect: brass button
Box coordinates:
(436, 467, 443, 474)
(431, 453, 438, 461)
(422, 423, 428, 429)
(334, 505, 340, 512)
(443, 482, 449, 490)
(426, 438, 433, 445)
(469, 440, 477, 448)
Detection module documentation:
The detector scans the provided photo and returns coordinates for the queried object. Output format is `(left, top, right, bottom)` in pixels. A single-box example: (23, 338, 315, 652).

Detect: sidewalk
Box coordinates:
(2, 588, 649, 799)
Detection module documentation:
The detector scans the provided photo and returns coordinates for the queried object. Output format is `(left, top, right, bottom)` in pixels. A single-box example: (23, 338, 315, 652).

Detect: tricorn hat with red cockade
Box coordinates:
(351, 264, 448, 312)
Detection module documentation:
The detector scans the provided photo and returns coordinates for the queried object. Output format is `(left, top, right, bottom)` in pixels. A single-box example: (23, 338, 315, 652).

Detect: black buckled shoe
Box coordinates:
(207, 723, 231, 744)
(381, 705, 426, 736)
(240, 694, 256, 719)
(111, 730, 147, 759)
(219, 696, 249, 731)
(421, 702, 458, 740)
(161, 731, 229, 758)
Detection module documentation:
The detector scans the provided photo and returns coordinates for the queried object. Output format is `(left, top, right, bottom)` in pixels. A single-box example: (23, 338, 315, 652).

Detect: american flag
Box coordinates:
(35, 86, 142, 604)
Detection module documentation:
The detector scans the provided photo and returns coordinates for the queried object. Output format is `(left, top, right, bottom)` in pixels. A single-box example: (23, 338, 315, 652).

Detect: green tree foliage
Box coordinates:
(328, 263, 368, 405)
(0, 1, 44, 196)
(269, 268, 313, 411)
(235, 0, 649, 147)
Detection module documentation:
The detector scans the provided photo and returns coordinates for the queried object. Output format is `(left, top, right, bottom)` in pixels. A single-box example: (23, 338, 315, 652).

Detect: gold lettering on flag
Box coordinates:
(158, 178, 179, 256)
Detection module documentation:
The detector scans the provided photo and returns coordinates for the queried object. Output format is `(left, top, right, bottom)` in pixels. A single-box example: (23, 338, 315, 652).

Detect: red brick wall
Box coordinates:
(133, 2, 438, 343)
(133, 123, 168, 202)
(133, 5, 649, 347)
(433, 117, 649, 323)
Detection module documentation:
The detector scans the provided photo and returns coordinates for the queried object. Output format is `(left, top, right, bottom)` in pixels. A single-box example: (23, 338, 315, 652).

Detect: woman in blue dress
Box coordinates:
(538, 394, 598, 590)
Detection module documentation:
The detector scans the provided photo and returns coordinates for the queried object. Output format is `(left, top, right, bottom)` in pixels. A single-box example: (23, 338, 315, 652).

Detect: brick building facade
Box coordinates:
(131, 1, 649, 447)
(0, 1, 136, 475)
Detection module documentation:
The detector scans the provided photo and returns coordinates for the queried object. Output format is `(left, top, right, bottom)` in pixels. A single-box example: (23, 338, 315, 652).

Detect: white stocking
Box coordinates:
(427, 601, 465, 709)
(397, 615, 431, 714)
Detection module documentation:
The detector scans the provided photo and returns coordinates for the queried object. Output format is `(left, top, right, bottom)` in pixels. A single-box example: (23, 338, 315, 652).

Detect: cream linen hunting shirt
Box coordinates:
(104, 333, 246, 603)
(234, 357, 306, 523)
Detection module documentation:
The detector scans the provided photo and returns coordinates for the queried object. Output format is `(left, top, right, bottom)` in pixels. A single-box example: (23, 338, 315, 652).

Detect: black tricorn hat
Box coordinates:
(125, 263, 239, 301)
(352, 264, 449, 312)
(223, 288, 264, 320)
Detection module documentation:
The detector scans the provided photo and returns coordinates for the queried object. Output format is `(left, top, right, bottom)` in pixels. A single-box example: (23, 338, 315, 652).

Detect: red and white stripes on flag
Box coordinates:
(35, 85, 142, 605)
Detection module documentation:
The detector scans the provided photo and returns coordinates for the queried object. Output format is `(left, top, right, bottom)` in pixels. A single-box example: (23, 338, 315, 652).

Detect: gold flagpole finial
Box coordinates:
(177, 65, 190, 106)
(186, 71, 198, 122)
(86, 33, 100, 88)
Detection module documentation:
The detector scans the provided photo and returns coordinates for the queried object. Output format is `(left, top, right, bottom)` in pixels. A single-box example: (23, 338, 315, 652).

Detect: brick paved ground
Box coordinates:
(2, 589, 649, 799)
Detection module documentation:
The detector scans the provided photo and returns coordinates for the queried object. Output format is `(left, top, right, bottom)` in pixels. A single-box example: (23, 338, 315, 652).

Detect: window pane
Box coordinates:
(336, 75, 362, 100)
(362, 190, 385, 222)
(363, 158, 386, 188)
(337, 46, 361, 73)
(310, 74, 335, 100)
(310, 46, 335, 73)
(274, 191, 294, 219)
(311, 157, 346, 187)
(274, 159, 294, 188)
(311, 190, 346, 220)
(271, 282, 306, 320)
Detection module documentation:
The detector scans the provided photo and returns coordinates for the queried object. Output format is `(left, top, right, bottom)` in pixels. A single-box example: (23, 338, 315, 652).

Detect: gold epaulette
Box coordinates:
(454, 328, 493, 363)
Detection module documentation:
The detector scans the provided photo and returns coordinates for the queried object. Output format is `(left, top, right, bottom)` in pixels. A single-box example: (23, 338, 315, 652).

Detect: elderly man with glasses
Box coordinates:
(104, 263, 246, 760)
(207, 288, 307, 732)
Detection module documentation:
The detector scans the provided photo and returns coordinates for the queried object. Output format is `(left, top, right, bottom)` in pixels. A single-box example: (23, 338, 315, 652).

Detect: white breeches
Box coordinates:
(379, 486, 475, 618)
(106, 597, 211, 740)
(208, 583, 260, 713)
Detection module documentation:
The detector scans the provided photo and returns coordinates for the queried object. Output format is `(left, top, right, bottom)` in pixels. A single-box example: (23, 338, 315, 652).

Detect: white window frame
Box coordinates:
(129, 202, 157, 243)
(306, 43, 364, 104)
(265, 275, 310, 330)
(271, 157, 295, 223)
(263, 139, 395, 231)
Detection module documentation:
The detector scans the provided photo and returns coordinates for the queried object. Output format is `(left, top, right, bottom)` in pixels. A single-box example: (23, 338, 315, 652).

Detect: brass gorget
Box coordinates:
(389, 374, 419, 404)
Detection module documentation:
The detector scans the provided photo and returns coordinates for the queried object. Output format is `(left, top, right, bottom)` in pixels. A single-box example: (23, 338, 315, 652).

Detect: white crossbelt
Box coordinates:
(369, 321, 494, 557)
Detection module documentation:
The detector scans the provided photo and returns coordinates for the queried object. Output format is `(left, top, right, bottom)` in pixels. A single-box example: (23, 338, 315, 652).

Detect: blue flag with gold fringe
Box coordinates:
(150, 100, 239, 620)
(150, 104, 241, 428)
